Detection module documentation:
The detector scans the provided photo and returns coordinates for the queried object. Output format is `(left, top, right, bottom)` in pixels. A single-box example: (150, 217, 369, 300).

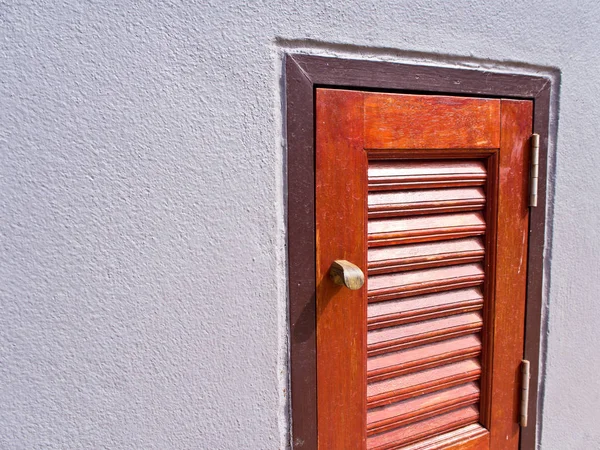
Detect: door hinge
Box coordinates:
(520, 359, 531, 427)
(529, 134, 540, 207)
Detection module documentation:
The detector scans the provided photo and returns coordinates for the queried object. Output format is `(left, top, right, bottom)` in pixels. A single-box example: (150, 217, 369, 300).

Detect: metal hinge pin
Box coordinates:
(520, 359, 531, 427)
(529, 134, 540, 207)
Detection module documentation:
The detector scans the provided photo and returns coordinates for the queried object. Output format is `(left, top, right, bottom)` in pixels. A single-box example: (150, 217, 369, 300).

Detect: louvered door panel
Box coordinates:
(366, 160, 488, 449)
(315, 89, 532, 450)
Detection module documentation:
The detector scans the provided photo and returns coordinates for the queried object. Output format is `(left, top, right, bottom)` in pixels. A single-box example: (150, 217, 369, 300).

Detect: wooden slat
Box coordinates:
(366, 406, 480, 449)
(368, 238, 485, 275)
(369, 213, 486, 247)
(400, 424, 489, 450)
(366, 158, 489, 449)
(368, 161, 487, 191)
(368, 335, 482, 382)
(369, 187, 485, 218)
(367, 359, 481, 408)
(364, 93, 500, 149)
(368, 264, 484, 303)
(368, 312, 483, 357)
(368, 288, 484, 330)
(367, 383, 480, 435)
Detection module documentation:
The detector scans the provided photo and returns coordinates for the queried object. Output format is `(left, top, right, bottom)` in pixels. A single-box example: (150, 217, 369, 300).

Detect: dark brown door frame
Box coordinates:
(285, 53, 552, 450)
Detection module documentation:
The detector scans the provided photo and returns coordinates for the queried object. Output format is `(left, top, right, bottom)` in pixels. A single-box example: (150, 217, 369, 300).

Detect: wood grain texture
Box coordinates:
(477, 153, 499, 429)
(369, 212, 486, 247)
(369, 187, 486, 219)
(369, 161, 486, 191)
(365, 152, 491, 448)
(368, 335, 482, 382)
(368, 313, 483, 358)
(368, 288, 484, 330)
(521, 82, 551, 450)
(367, 383, 480, 434)
(368, 264, 485, 303)
(290, 54, 550, 99)
(399, 424, 489, 450)
(364, 93, 500, 149)
(367, 406, 481, 449)
(487, 99, 532, 449)
(316, 88, 367, 449)
(367, 359, 482, 409)
(286, 54, 550, 450)
(285, 54, 317, 450)
(368, 239, 485, 275)
(368, 149, 497, 161)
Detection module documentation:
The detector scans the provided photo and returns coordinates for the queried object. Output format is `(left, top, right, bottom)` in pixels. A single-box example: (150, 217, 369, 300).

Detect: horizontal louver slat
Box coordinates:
(369, 187, 485, 218)
(368, 238, 485, 275)
(367, 383, 480, 435)
(368, 161, 486, 191)
(368, 312, 483, 356)
(367, 359, 481, 407)
(368, 335, 482, 382)
(399, 424, 488, 450)
(365, 159, 488, 448)
(368, 288, 484, 330)
(369, 212, 486, 247)
(366, 406, 480, 449)
(368, 264, 485, 303)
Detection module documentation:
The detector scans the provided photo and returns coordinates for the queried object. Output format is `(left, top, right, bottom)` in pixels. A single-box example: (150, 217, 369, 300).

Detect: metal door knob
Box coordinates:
(329, 260, 365, 290)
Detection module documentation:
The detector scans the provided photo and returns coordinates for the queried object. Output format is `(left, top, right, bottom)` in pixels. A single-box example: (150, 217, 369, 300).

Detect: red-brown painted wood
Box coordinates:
(286, 55, 550, 450)
(369, 212, 486, 247)
(368, 161, 487, 191)
(487, 100, 532, 448)
(368, 239, 485, 275)
(368, 313, 483, 358)
(476, 152, 499, 430)
(369, 187, 486, 219)
(368, 335, 482, 382)
(367, 358, 482, 408)
(316, 88, 367, 449)
(398, 424, 490, 450)
(364, 94, 500, 149)
(368, 264, 485, 303)
(367, 288, 484, 330)
(367, 406, 481, 449)
(314, 89, 531, 450)
(367, 383, 480, 435)
(365, 151, 491, 448)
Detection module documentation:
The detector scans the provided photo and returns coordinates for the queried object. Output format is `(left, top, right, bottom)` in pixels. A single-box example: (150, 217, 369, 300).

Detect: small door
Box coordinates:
(316, 89, 532, 450)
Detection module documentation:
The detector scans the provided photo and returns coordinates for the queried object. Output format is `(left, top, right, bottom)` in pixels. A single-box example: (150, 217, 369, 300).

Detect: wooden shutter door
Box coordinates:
(316, 89, 532, 450)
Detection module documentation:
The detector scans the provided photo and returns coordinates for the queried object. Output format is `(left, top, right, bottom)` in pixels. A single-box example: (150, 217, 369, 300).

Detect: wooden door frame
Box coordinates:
(285, 53, 552, 450)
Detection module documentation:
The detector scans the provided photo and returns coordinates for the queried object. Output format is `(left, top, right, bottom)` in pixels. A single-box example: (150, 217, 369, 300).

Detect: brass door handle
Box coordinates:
(329, 260, 365, 290)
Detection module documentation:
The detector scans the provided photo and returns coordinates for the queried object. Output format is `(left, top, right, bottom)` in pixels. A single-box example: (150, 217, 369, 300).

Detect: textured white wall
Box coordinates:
(1, 1, 599, 449)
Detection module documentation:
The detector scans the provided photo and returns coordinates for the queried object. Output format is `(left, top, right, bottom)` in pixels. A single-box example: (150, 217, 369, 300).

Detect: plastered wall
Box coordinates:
(1, 1, 599, 449)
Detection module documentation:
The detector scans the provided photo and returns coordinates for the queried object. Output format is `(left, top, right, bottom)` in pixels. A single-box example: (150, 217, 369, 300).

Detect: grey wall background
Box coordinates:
(1, 1, 599, 449)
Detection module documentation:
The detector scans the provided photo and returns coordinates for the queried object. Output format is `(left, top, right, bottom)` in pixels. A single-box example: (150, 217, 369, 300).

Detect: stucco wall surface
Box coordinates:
(1, 1, 599, 449)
